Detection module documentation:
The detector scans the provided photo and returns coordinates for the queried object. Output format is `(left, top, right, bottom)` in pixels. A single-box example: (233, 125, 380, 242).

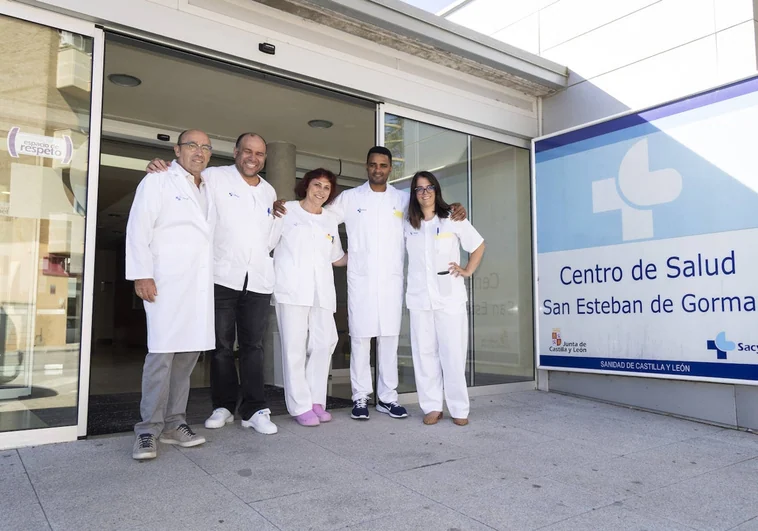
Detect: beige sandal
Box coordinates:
(452, 417, 469, 426)
(423, 411, 443, 425)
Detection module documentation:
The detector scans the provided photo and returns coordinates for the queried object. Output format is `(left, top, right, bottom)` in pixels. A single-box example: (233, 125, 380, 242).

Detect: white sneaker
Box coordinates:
(241, 408, 278, 434)
(204, 407, 234, 429)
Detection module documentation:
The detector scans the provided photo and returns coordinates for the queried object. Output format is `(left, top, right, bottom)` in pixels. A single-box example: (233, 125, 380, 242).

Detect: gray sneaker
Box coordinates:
(133, 433, 157, 460)
(159, 424, 206, 448)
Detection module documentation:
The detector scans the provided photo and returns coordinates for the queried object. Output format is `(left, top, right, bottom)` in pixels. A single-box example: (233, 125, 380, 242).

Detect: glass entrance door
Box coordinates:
(0, 8, 99, 440)
(379, 106, 535, 392)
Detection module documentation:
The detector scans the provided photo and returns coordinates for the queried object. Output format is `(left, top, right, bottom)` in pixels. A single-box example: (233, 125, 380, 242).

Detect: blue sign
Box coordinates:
(534, 75, 758, 384)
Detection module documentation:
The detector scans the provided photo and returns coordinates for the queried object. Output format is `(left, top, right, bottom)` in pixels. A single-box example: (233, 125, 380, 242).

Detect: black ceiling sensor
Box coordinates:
(157, 134, 170, 141)
(259, 42, 276, 55)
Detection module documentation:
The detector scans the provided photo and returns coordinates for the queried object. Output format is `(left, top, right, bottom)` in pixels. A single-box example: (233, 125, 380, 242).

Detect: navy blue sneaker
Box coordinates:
(376, 400, 408, 418)
(351, 398, 369, 420)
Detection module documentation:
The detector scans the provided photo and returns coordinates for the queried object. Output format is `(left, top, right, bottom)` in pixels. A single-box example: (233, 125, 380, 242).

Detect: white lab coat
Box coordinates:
(404, 216, 484, 311)
(204, 165, 277, 293)
(270, 201, 345, 311)
(329, 182, 408, 337)
(125, 161, 216, 353)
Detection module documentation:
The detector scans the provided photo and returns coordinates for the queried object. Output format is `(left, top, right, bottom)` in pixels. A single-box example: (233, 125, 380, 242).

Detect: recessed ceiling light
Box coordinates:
(108, 73, 142, 87)
(308, 119, 333, 129)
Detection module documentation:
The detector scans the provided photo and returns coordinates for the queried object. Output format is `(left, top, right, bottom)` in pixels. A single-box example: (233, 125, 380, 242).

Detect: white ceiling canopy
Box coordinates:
(102, 34, 376, 163)
(255, 0, 568, 96)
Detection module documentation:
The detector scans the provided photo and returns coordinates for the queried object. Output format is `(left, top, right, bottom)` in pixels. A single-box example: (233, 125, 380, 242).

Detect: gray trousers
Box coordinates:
(134, 351, 200, 437)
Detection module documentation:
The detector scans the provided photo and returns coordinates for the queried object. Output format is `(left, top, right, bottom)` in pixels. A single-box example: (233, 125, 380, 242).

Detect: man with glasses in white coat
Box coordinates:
(127, 129, 215, 460)
(146, 132, 279, 436)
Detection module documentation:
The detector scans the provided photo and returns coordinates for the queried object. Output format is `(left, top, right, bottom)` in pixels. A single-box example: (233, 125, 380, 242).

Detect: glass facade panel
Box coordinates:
(0, 15, 93, 432)
(385, 113, 534, 391)
(385, 114, 468, 393)
(470, 138, 533, 384)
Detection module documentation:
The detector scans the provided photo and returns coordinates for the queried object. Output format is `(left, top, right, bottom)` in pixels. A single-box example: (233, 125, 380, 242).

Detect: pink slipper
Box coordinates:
(294, 410, 320, 426)
(312, 404, 332, 422)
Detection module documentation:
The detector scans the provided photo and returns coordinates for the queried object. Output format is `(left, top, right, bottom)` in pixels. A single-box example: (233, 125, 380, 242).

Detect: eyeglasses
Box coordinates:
(178, 142, 213, 154)
(414, 184, 436, 195)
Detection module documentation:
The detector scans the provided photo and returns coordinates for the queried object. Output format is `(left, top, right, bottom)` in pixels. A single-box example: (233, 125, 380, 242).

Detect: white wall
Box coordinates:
(446, 0, 758, 429)
(445, 0, 758, 133)
(16, 0, 538, 140)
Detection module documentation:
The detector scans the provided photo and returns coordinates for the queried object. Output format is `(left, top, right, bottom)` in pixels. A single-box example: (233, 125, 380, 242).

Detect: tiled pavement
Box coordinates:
(3, 390, 758, 530)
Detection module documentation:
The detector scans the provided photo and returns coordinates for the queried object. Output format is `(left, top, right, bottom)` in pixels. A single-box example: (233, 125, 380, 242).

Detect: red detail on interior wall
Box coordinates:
(42, 254, 69, 277)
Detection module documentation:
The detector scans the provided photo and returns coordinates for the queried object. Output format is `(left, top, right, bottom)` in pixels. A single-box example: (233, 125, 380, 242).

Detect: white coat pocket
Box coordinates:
(434, 233, 455, 270)
(436, 272, 454, 297)
(348, 248, 368, 276)
(154, 246, 194, 280)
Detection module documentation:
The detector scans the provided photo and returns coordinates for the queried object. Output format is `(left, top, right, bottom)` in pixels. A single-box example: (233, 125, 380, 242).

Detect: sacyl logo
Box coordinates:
(707, 331, 735, 360)
(708, 331, 758, 357)
(592, 138, 683, 241)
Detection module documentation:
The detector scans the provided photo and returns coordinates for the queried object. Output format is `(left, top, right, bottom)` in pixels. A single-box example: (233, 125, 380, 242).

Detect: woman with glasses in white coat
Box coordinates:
(269, 168, 347, 426)
(404, 171, 485, 426)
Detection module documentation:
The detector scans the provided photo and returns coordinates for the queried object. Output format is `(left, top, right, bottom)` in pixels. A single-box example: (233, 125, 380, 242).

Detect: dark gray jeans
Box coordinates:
(211, 282, 270, 421)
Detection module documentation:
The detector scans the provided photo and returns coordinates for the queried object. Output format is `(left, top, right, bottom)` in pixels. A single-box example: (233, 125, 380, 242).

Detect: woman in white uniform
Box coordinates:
(404, 171, 485, 426)
(270, 168, 347, 426)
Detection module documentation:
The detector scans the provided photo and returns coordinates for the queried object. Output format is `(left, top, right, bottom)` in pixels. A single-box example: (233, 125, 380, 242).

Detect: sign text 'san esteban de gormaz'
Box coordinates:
(533, 75, 758, 385)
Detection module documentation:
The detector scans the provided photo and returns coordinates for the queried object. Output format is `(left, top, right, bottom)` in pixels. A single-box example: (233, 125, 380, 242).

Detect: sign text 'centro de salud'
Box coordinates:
(533, 75, 758, 384)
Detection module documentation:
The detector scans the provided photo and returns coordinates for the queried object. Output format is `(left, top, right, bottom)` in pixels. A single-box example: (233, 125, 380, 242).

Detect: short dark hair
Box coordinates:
(294, 168, 339, 206)
(407, 171, 450, 230)
(235, 132, 267, 149)
(366, 145, 392, 164)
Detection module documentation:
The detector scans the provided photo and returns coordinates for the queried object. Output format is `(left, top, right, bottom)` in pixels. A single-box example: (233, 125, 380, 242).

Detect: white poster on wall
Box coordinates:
(7, 127, 73, 164)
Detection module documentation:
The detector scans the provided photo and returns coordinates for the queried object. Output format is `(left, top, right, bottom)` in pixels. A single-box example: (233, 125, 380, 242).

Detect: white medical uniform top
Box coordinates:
(329, 182, 409, 337)
(404, 216, 484, 311)
(270, 201, 345, 312)
(125, 161, 215, 353)
(203, 165, 277, 293)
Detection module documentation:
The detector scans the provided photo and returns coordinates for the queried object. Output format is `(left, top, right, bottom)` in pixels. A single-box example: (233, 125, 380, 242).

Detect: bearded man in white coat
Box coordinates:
(274, 146, 466, 420)
(126, 129, 215, 460)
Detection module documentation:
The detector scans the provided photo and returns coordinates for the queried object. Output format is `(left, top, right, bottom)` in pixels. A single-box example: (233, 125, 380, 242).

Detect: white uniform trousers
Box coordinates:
(276, 303, 338, 416)
(350, 335, 399, 403)
(409, 306, 469, 418)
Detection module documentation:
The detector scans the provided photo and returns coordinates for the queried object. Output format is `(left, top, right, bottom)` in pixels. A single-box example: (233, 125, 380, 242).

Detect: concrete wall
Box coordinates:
(445, 0, 758, 429)
(445, 0, 758, 133)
